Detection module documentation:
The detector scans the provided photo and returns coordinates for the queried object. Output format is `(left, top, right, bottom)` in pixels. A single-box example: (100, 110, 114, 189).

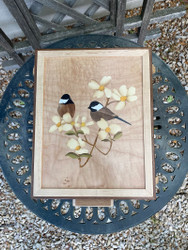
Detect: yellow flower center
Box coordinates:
(120, 96, 127, 102)
(81, 122, 86, 127)
(105, 127, 111, 133)
(56, 122, 61, 127)
(71, 121, 75, 126)
(99, 85, 105, 91)
(75, 146, 81, 151)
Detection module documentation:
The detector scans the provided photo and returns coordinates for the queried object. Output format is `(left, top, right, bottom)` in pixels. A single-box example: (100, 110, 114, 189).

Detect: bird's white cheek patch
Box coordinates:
(92, 103, 103, 111)
(59, 99, 68, 104)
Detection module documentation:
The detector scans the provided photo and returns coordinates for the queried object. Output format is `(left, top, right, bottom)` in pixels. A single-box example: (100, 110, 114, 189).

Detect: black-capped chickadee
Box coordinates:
(88, 101, 131, 125)
(57, 94, 75, 118)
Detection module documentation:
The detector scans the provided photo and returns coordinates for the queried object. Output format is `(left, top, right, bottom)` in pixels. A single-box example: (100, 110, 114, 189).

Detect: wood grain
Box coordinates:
(116, 0, 127, 36)
(137, 0, 155, 45)
(33, 49, 155, 199)
(73, 198, 113, 207)
(3, 0, 40, 49)
(36, 0, 97, 25)
(0, 28, 24, 66)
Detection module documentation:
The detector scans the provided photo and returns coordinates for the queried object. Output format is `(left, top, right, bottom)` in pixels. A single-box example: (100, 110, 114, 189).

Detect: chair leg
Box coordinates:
(0, 29, 24, 67)
(3, 0, 41, 49)
(116, 0, 127, 37)
(137, 0, 155, 45)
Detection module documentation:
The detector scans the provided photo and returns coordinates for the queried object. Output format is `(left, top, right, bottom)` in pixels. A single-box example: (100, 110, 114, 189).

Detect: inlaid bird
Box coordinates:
(88, 101, 131, 125)
(57, 94, 75, 118)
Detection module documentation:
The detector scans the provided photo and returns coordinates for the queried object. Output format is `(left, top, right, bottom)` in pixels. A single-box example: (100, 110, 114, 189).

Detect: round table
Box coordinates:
(0, 35, 187, 234)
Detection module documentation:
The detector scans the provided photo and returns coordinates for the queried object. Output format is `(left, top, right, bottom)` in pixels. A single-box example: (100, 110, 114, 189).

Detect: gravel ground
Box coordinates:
(0, 0, 187, 249)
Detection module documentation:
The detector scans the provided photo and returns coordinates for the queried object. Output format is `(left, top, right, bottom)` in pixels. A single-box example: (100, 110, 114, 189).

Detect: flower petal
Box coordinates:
(109, 124, 121, 135)
(67, 138, 79, 150)
(58, 126, 64, 132)
(128, 87, 136, 96)
(52, 115, 60, 124)
(104, 88, 112, 98)
(78, 138, 85, 147)
(75, 115, 79, 123)
(115, 101, 126, 110)
(100, 76, 111, 85)
(127, 96, 137, 102)
(112, 93, 121, 101)
(81, 116, 87, 123)
(77, 148, 89, 155)
(93, 90, 104, 98)
(49, 125, 57, 133)
(88, 80, 100, 89)
(97, 118, 108, 129)
(86, 121, 94, 126)
(98, 130, 108, 140)
(81, 126, 90, 135)
(62, 124, 73, 131)
(113, 88, 121, 97)
(75, 123, 80, 128)
(63, 113, 72, 123)
(119, 85, 127, 96)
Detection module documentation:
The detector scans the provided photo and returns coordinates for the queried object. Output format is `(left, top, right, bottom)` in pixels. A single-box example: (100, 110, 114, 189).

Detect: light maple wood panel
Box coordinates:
(33, 49, 155, 199)
(42, 55, 144, 189)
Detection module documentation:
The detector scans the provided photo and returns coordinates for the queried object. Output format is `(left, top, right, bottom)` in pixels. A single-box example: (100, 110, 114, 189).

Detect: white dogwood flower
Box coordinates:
(88, 76, 112, 98)
(97, 118, 121, 140)
(67, 138, 89, 155)
(49, 116, 64, 133)
(79, 116, 94, 135)
(112, 85, 137, 110)
(62, 113, 79, 131)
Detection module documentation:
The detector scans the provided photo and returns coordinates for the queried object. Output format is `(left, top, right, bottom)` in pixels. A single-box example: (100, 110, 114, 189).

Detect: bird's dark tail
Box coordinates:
(115, 116, 131, 125)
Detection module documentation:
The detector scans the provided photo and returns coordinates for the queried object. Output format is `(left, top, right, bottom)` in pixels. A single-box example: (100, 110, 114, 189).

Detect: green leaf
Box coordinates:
(102, 139, 111, 142)
(65, 130, 76, 136)
(77, 130, 84, 135)
(113, 131, 123, 140)
(65, 152, 79, 159)
(78, 153, 92, 158)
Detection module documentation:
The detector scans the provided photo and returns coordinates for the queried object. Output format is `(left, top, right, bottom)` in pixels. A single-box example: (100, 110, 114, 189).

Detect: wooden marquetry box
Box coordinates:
(32, 48, 155, 205)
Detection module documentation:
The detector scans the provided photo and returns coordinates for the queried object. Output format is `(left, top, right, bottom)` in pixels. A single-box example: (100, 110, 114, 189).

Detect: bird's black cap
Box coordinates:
(61, 94, 70, 100)
(60, 94, 74, 104)
(88, 101, 104, 112)
(88, 101, 101, 109)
